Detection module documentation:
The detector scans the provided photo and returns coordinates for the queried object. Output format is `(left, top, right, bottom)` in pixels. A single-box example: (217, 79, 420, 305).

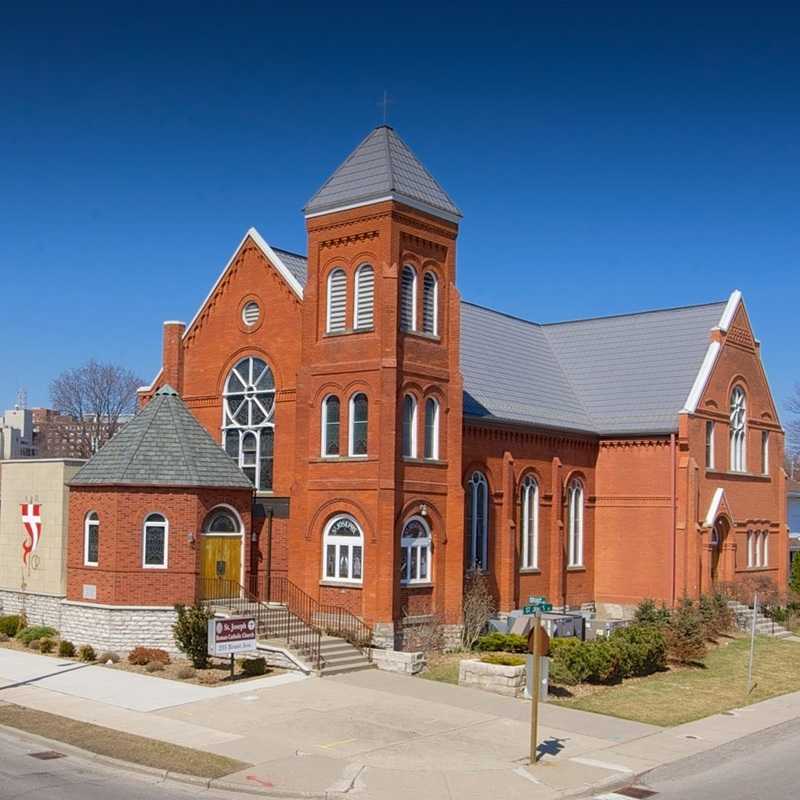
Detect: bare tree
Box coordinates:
(49, 359, 143, 457)
(787, 384, 800, 479)
(461, 570, 496, 650)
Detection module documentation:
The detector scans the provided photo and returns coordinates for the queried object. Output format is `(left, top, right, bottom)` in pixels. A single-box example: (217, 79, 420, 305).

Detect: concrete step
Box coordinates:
(320, 660, 376, 677)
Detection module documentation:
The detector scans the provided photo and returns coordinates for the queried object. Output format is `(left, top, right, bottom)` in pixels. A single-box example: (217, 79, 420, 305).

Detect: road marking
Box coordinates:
(319, 737, 358, 749)
(512, 766, 542, 784)
(571, 756, 633, 773)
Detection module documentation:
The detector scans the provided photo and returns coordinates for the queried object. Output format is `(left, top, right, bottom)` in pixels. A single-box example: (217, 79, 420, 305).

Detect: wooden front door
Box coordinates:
(200, 536, 242, 599)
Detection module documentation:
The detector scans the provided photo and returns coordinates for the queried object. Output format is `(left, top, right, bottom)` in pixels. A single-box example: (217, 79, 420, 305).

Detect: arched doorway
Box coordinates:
(200, 506, 243, 599)
(710, 517, 729, 584)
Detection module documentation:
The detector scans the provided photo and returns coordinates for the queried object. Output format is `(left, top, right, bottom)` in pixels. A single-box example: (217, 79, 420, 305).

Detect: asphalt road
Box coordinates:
(629, 716, 800, 800)
(0, 729, 248, 800)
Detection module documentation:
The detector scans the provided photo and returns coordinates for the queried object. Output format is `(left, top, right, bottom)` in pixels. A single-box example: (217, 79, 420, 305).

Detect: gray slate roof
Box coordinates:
(273, 247, 309, 286)
(70, 385, 253, 488)
(304, 126, 461, 220)
(260, 248, 726, 435)
(463, 301, 726, 435)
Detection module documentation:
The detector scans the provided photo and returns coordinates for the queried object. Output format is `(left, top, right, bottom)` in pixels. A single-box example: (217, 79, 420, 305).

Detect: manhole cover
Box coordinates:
(617, 787, 657, 799)
(28, 751, 65, 760)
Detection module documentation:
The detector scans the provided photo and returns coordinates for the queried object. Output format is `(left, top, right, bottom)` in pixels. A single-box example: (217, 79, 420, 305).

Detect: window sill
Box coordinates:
(319, 580, 363, 590)
(313, 455, 374, 464)
(566, 566, 586, 573)
(143, 564, 169, 570)
(401, 582, 433, 589)
(323, 327, 374, 338)
(705, 469, 771, 482)
(401, 330, 441, 343)
(83, 563, 99, 569)
(519, 568, 541, 575)
(402, 456, 446, 465)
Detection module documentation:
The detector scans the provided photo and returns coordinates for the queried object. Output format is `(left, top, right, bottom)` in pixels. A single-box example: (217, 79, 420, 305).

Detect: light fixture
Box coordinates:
(420, 503, 428, 517)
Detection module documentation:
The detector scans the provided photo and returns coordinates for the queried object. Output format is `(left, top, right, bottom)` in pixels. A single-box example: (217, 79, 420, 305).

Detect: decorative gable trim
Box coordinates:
(704, 486, 735, 528)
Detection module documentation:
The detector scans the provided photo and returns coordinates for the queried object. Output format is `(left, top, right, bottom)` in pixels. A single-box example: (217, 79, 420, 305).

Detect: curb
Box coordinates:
(0, 723, 325, 799)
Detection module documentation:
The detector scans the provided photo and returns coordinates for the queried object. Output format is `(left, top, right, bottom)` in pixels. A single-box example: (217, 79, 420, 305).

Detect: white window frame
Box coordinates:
(402, 393, 418, 458)
(761, 430, 769, 474)
(142, 513, 169, 569)
(348, 392, 368, 457)
(353, 264, 375, 330)
(322, 514, 364, 585)
(520, 475, 539, 570)
(84, 511, 99, 567)
(400, 265, 417, 332)
(400, 516, 432, 585)
(467, 471, 489, 570)
(567, 478, 584, 568)
(761, 531, 769, 567)
(706, 420, 715, 470)
(321, 394, 340, 458)
(422, 271, 438, 336)
(326, 268, 347, 333)
(424, 397, 440, 460)
(730, 386, 747, 472)
(747, 529, 755, 568)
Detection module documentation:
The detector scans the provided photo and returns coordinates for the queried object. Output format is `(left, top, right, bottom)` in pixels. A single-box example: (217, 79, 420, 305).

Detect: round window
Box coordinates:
(242, 301, 260, 327)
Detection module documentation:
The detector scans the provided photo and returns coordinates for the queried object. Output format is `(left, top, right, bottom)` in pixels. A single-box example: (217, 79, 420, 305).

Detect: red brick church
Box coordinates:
(67, 125, 788, 647)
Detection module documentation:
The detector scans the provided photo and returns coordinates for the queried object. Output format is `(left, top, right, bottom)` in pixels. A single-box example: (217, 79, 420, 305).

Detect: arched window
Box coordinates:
(520, 475, 539, 570)
(567, 479, 584, 568)
(730, 386, 747, 472)
(424, 397, 439, 460)
(467, 471, 489, 570)
(762, 531, 769, 567)
(402, 394, 417, 458)
(222, 356, 275, 490)
(323, 515, 363, 583)
(143, 513, 168, 569)
(84, 511, 99, 567)
(321, 395, 340, 457)
(349, 393, 368, 456)
(354, 264, 375, 329)
(422, 272, 438, 335)
(400, 265, 417, 332)
(326, 268, 347, 333)
(202, 507, 241, 534)
(400, 517, 432, 584)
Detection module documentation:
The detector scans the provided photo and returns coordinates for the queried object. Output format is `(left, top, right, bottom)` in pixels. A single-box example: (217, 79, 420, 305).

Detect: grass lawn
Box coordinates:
(552, 636, 800, 727)
(0, 704, 249, 778)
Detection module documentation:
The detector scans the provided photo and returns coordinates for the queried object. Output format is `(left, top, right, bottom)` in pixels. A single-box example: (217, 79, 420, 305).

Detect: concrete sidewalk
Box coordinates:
(2, 648, 799, 799)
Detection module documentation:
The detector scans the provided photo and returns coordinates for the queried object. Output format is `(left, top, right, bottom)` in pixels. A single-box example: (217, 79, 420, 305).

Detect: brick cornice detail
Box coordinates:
(319, 230, 380, 249)
(599, 437, 671, 449)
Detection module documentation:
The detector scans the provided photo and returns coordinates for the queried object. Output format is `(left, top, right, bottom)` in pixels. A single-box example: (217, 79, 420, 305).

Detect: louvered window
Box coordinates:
(327, 269, 347, 333)
(354, 265, 375, 329)
(400, 266, 416, 332)
(242, 301, 260, 327)
(423, 272, 438, 335)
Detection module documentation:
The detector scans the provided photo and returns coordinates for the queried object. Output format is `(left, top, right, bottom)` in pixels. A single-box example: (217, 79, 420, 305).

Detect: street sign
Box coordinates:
(207, 616, 257, 657)
(523, 603, 553, 615)
(527, 595, 546, 606)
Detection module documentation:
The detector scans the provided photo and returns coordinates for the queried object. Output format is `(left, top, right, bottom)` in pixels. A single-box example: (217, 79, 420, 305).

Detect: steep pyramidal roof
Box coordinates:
(71, 385, 253, 488)
(305, 125, 461, 221)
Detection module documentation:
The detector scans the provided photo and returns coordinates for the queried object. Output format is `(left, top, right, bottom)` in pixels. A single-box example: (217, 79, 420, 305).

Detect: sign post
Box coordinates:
(207, 616, 257, 679)
(528, 615, 550, 765)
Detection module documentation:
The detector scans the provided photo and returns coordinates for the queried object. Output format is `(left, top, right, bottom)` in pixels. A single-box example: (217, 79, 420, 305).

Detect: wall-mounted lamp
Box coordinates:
(419, 503, 428, 517)
(187, 531, 196, 547)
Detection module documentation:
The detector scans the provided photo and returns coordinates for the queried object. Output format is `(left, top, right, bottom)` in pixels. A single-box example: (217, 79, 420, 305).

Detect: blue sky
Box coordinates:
(1, 3, 798, 418)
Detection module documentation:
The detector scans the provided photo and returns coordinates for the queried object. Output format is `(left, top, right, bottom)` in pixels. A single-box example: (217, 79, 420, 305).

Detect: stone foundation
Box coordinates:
(371, 648, 425, 675)
(458, 658, 527, 698)
(0, 589, 64, 628)
(372, 622, 396, 649)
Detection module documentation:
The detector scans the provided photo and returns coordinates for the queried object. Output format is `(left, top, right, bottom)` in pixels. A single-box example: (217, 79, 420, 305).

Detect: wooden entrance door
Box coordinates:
(200, 536, 242, 599)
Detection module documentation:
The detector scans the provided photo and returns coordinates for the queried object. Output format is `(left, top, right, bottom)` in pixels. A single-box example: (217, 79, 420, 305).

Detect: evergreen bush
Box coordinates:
(58, 640, 76, 658)
(480, 653, 526, 667)
(0, 614, 25, 637)
(666, 598, 706, 664)
(633, 598, 670, 628)
(173, 603, 213, 668)
(39, 638, 55, 654)
(16, 625, 58, 645)
(474, 632, 528, 653)
(78, 645, 96, 662)
(241, 657, 268, 677)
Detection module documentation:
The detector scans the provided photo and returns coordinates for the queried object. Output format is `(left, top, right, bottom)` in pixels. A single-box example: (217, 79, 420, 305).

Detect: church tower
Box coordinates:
(290, 126, 465, 646)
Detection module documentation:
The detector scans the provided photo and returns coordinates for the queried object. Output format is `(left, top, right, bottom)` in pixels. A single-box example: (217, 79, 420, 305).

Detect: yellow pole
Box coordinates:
(529, 614, 541, 764)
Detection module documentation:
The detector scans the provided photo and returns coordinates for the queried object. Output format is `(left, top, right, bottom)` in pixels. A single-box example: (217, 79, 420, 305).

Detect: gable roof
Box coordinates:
(71, 385, 253, 489)
(462, 299, 728, 436)
(304, 125, 461, 222)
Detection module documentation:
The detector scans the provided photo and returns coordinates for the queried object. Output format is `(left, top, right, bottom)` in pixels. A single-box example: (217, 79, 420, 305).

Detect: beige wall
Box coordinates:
(0, 459, 84, 596)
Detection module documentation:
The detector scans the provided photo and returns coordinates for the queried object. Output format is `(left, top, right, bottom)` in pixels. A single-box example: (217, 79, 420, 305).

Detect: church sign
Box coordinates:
(207, 616, 257, 657)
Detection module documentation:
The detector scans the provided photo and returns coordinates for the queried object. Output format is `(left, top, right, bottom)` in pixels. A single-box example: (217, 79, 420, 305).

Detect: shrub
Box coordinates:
(145, 660, 165, 673)
(666, 599, 706, 664)
(790, 555, 800, 596)
(633, 598, 670, 628)
(16, 625, 58, 645)
(58, 640, 76, 658)
(28, 639, 42, 651)
(0, 632, 8, 643)
(462, 570, 496, 650)
(176, 665, 196, 680)
(610, 625, 667, 676)
(78, 645, 96, 662)
(128, 646, 171, 666)
(98, 651, 120, 664)
(241, 657, 268, 677)
(173, 604, 213, 669)
(39, 638, 56, 654)
(0, 614, 25, 637)
(475, 632, 528, 653)
(480, 653, 525, 667)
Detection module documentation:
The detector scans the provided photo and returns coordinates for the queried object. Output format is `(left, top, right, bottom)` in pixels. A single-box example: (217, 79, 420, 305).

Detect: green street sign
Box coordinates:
(523, 603, 552, 615)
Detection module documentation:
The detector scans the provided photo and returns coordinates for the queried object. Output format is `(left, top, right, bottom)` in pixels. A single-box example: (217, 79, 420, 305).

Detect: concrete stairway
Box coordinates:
(318, 635, 375, 677)
(727, 600, 793, 639)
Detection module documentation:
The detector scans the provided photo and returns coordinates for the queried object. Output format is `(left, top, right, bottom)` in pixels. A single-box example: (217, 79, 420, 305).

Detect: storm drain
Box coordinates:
(28, 751, 66, 760)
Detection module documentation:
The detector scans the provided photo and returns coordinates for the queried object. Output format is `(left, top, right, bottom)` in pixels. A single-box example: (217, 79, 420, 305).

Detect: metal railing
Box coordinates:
(267, 575, 373, 654)
(198, 577, 322, 670)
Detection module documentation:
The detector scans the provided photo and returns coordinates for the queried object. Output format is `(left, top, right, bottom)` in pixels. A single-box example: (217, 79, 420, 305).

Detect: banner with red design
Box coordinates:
(20, 503, 42, 565)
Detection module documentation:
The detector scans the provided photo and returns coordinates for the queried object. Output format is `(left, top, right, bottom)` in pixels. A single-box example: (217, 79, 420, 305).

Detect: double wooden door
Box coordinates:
(200, 535, 242, 599)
